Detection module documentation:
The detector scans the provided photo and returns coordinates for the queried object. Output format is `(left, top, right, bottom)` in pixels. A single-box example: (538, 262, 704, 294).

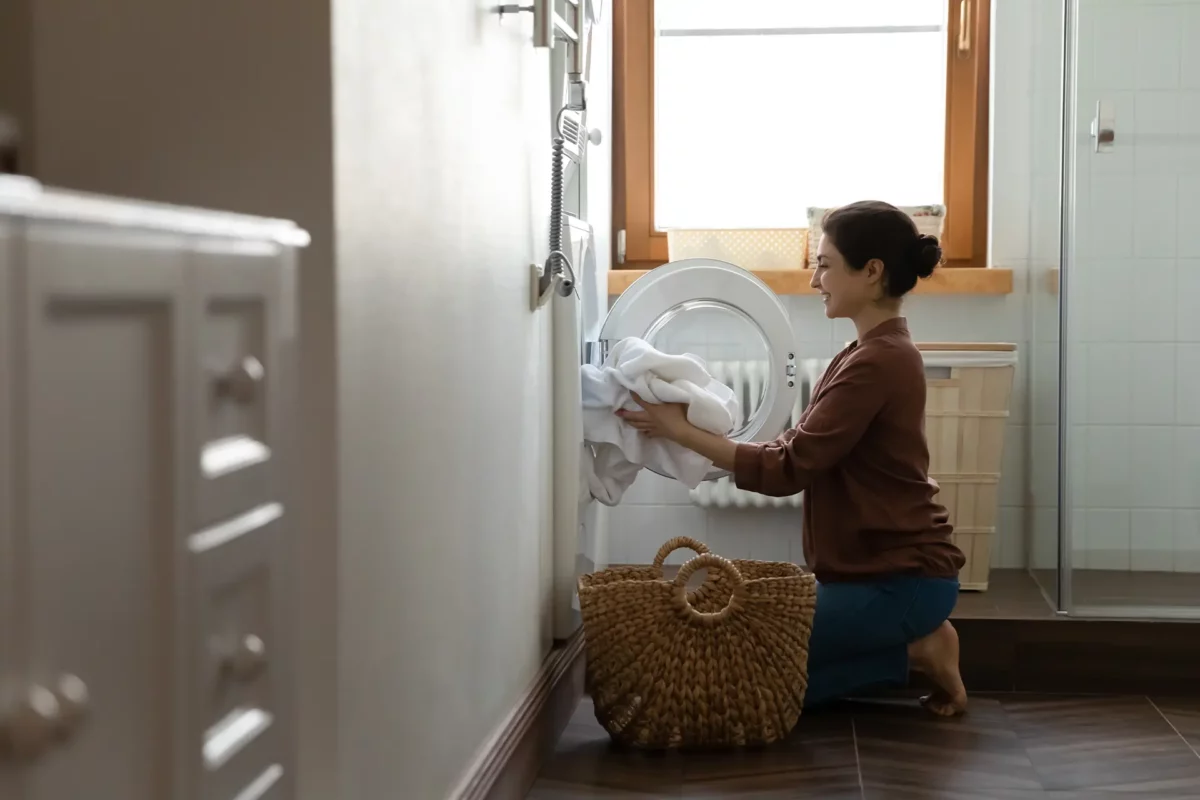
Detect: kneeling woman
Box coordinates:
(620, 201, 968, 716)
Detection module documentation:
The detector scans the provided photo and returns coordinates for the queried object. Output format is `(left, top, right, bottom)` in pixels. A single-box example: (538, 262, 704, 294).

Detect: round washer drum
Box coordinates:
(598, 258, 799, 481)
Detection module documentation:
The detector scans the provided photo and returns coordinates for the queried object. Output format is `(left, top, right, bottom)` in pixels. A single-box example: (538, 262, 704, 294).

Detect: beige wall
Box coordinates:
(16, 0, 558, 796)
(332, 1, 555, 796)
(17, 0, 341, 797)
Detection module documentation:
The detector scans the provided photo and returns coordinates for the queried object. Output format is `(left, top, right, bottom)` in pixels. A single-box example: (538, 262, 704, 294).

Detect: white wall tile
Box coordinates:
(1031, 507, 1060, 571)
(1030, 423, 1060, 508)
(1084, 172, 1135, 257)
(1176, 344, 1200, 423)
(1133, 178, 1179, 259)
(1130, 344, 1176, 424)
(1175, 91, 1200, 173)
(1133, 91, 1181, 173)
(1075, 259, 1131, 343)
(995, 505, 1028, 569)
(607, 504, 709, 564)
(1181, 4, 1200, 89)
(1130, 509, 1176, 571)
(1177, 262, 1200, 340)
(1135, 4, 1183, 90)
(1129, 262, 1178, 343)
(1082, 508, 1132, 570)
(1083, 425, 1133, 508)
(1090, 3, 1138, 92)
(1000, 424, 1029, 507)
(705, 508, 801, 563)
(1129, 426, 1177, 508)
(1084, 343, 1132, 423)
(1174, 510, 1200, 572)
(1177, 179, 1200, 256)
(1174, 426, 1200, 508)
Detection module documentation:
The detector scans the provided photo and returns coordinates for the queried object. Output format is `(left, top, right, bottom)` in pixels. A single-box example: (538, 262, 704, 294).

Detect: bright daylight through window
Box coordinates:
(654, 0, 948, 230)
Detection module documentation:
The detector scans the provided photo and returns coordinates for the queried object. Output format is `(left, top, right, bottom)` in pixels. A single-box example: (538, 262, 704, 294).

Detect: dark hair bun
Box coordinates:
(909, 234, 942, 279)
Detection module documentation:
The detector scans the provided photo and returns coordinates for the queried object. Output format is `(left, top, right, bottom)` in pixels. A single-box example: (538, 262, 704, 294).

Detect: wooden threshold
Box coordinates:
(608, 267, 1013, 297)
(446, 629, 586, 800)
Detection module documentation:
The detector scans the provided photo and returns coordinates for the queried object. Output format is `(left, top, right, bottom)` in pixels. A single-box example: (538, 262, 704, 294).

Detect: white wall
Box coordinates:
(333, 2, 558, 798)
(1062, 0, 1200, 572)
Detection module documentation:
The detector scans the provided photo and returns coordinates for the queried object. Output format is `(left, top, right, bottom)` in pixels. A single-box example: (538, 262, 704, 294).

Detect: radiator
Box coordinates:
(690, 357, 830, 509)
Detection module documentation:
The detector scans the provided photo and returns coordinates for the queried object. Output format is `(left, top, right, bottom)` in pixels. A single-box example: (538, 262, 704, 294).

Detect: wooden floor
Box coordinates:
(529, 695, 1200, 799)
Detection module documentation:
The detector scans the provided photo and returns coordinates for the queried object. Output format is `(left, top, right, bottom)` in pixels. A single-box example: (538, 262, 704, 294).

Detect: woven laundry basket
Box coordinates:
(577, 537, 818, 749)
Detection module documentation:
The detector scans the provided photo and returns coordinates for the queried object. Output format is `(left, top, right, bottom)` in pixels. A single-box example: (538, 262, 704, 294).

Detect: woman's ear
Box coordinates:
(864, 258, 885, 286)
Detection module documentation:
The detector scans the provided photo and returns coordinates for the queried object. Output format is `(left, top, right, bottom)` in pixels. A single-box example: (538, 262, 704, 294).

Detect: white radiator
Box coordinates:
(690, 357, 830, 509)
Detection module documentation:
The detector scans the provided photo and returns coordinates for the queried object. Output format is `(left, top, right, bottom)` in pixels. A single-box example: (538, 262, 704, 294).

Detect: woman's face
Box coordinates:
(810, 234, 882, 319)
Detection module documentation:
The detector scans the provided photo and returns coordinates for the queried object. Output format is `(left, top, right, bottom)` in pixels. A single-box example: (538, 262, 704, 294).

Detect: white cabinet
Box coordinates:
(0, 177, 304, 800)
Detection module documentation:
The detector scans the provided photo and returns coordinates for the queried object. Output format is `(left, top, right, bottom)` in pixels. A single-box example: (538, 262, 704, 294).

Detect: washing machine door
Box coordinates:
(599, 258, 799, 480)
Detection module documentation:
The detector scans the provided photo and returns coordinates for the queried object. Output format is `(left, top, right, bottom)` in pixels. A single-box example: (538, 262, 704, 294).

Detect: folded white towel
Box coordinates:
(580, 337, 741, 506)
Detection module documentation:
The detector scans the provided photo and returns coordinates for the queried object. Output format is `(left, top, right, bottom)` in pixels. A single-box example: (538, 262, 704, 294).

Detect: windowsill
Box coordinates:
(607, 267, 1014, 297)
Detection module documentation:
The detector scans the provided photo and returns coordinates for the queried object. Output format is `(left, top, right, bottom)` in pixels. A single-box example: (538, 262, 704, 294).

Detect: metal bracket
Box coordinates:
(530, 260, 574, 312)
(498, 0, 581, 55)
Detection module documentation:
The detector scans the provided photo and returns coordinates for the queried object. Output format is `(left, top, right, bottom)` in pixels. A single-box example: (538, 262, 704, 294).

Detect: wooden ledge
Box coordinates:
(608, 268, 1013, 297)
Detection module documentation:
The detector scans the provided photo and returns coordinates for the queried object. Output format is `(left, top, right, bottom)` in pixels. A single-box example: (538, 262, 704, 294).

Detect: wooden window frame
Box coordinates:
(613, 0, 991, 270)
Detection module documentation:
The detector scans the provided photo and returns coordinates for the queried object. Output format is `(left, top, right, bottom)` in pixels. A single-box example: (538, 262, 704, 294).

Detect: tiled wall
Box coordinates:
(1063, 0, 1200, 573)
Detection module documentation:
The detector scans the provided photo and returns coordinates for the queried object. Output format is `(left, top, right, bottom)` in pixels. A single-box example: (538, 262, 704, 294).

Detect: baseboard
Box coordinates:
(446, 628, 586, 800)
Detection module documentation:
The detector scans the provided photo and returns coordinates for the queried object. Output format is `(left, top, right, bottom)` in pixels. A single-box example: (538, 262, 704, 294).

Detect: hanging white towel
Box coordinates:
(580, 337, 741, 506)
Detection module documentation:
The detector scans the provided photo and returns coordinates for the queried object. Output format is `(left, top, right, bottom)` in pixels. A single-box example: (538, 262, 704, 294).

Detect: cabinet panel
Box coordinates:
(20, 226, 189, 800)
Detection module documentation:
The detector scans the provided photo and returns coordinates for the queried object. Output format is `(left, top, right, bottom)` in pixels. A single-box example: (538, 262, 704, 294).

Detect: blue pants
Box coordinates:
(802, 574, 960, 709)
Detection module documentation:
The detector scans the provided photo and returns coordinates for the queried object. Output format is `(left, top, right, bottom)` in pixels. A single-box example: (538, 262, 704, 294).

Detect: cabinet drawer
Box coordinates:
(191, 244, 285, 527)
(190, 508, 289, 798)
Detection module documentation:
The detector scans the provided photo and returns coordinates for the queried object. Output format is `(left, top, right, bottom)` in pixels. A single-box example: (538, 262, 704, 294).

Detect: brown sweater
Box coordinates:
(734, 318, 965, 583)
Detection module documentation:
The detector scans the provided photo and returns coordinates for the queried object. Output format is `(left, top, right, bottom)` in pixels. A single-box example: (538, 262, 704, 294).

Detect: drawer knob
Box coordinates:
(214, 356, 264, 404)
(53, 673, 90, 733)
(0, 684, 62, 761)
(224, 634, 268, 681)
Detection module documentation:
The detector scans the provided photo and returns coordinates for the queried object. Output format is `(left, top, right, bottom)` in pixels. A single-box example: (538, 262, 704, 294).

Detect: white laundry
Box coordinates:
(580, 337, 741, 506)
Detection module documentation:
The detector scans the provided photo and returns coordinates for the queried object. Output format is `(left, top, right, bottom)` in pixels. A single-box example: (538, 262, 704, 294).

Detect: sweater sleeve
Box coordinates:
(733, 355, 889, 496)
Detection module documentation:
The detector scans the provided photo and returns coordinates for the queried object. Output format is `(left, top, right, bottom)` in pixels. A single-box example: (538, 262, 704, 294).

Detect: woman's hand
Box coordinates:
(618, 392, 741, 471)
(616, 392, 693, 442)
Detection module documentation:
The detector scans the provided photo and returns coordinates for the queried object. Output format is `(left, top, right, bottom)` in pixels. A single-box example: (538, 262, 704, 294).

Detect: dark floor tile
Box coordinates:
(852, 697, 1042, 794)
(864, 789, 1196, 800)
(526, 780, 678, 799)
(1153, 696, 1200, 752)
(1001, 695, 1200, 791)
(680, 708, 862, 799)
(536, 699, 686, 795)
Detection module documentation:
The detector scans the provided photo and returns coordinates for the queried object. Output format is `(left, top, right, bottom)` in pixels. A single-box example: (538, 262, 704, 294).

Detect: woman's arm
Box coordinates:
(734, 357, 888, 494)
(621, 355, 889, 495)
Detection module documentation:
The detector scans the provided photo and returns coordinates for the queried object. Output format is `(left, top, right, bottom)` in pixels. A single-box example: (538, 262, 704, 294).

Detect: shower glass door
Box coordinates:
(1060, 0, 1200, 618)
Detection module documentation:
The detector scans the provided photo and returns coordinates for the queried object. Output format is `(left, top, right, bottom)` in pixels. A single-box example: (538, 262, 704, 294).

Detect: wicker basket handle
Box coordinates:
(652, 536, 710, 570)
(672, 554, 747, 625)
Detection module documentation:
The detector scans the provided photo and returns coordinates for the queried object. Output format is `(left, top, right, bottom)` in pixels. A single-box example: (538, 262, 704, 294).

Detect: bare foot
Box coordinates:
(907, 621, 968, 717)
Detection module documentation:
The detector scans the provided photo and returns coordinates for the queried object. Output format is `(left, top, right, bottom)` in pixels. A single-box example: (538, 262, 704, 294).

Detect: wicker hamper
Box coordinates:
(918, 343, 1018, 591)
(577, 537, 818, 749)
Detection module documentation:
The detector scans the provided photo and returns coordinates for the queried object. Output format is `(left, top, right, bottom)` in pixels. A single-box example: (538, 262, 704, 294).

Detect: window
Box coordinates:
(614, 0, 990, 268)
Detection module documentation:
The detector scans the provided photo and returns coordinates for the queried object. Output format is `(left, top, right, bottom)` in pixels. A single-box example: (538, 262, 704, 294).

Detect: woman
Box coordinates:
(619, 200, 968, 716)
